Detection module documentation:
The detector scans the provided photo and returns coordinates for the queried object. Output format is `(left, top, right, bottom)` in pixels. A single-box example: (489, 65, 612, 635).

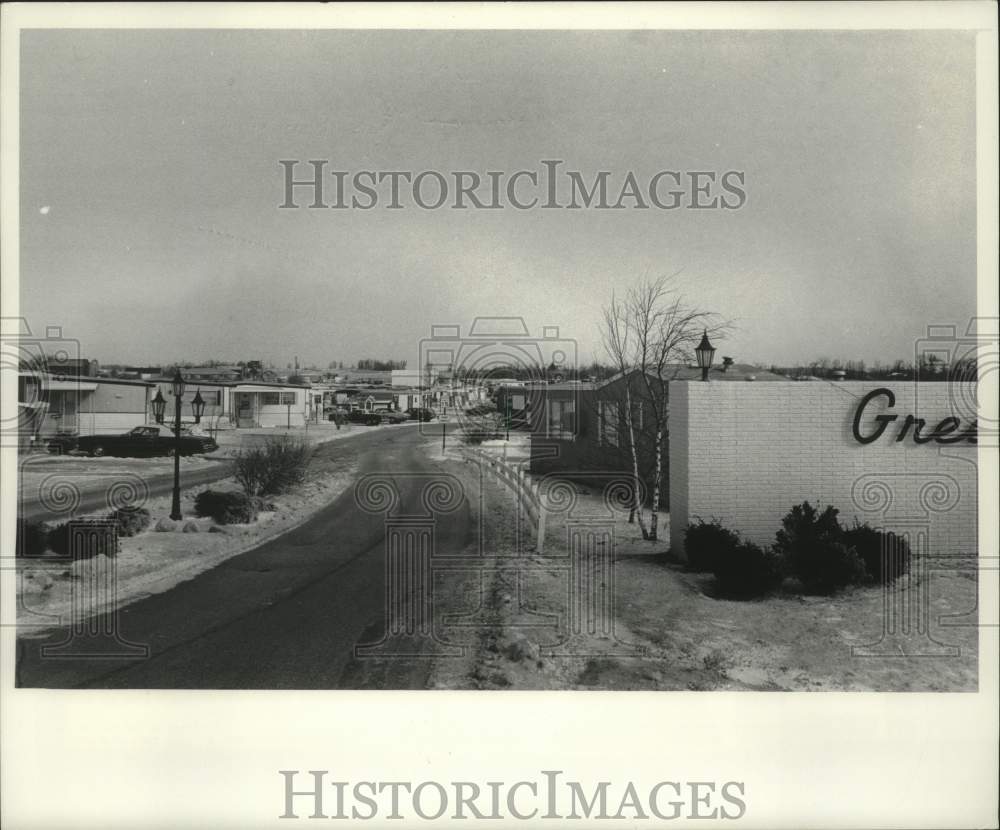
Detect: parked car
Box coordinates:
(47, 424, 219, 458)
(347, 410, 382, 426)
(405, 407, 436, 422)
(381, 410, 411, 425)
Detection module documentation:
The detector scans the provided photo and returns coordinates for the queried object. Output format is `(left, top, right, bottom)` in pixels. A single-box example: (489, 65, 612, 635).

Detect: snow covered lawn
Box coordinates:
(17, 447, 361, 635)
(445, 477, 979, 692)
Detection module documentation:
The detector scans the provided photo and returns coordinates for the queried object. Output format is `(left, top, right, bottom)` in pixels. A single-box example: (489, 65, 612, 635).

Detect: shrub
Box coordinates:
(774, 501, 843, 553)
(107, 505, 151, 537)
(713, 540, 784, 599)
(194, 489, 259, 524)
(801, 540, 868, 594)
(47, 520, 120, 559)
(460, 413, 504, 445)
(843, 523, 912, 584)
(17, 521, 50, 558)
(773, 501, 866, 594)
(233, 436, 312, 497)
(684, 519, 740, 572)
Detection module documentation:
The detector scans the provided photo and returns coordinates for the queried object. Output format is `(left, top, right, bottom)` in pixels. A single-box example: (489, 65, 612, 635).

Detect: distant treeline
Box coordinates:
(769, 355, 978, 382)
(97, 354, 979, 384)
(355, 359, 408, 371)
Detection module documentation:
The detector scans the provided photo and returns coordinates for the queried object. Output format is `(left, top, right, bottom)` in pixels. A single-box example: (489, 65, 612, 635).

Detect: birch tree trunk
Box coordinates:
(650, 427, 663, 541)
(623, 385, 649, 539)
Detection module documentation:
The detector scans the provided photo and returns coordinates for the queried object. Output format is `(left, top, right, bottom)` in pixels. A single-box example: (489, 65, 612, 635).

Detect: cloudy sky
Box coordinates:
(20, 29, 977, 369)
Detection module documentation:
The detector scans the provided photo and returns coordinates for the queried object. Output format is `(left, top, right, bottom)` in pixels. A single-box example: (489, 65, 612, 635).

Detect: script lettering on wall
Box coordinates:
(851, 387, 977, 446)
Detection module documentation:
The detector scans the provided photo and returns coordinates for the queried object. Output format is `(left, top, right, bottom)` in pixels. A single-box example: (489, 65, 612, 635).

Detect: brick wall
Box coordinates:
(668, 382, 978, 557)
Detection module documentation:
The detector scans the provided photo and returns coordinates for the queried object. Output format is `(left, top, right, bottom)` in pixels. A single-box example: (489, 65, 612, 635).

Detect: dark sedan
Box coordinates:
(47, 425, 219, 457)
(404, 407, 436, 422)
(346, 410, 382, 426)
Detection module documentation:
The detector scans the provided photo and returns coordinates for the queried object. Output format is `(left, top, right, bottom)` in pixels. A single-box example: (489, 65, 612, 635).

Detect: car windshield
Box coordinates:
(129, 425, 183, 437)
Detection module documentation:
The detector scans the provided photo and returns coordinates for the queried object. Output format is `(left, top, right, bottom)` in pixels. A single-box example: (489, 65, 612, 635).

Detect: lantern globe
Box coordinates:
(170, 369, 186, 398)
(191, 389, 206, 423)
(151, 389, 167, 424)
(695, 330, 716, 370)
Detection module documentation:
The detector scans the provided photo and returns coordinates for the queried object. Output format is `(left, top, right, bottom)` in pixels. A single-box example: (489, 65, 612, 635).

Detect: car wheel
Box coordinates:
(90, 446, 105, 458)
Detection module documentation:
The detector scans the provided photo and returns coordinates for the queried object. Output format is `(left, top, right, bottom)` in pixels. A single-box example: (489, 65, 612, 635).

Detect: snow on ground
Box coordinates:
(432, 465, 979, 692)
(18, 453, 219, 497)
(206, 419, 418, 456)
(16, 430, 375, 634)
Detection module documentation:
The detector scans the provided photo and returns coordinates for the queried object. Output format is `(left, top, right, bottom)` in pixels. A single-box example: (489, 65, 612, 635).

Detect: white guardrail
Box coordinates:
(460, 448, 547, 554)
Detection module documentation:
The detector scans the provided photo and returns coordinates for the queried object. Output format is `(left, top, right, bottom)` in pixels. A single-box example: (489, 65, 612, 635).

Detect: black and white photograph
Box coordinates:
(2, 3, 997, 829)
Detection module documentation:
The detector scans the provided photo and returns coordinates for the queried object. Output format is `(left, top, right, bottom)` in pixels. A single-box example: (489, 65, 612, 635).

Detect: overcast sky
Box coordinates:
(20, 29, 977, 369)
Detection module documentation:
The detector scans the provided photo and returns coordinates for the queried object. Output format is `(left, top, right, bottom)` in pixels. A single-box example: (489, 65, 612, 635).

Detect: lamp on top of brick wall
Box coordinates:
(695, 330, 716, 382)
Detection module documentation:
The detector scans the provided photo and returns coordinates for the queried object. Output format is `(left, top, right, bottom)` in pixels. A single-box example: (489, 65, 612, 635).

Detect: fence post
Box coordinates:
(535, 488, 546, 556)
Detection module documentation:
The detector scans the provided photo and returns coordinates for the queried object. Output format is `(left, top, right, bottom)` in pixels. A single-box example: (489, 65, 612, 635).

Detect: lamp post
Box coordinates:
(170, 369, 185, 521)
(695, 330, 716, 382)
(191, 390, 206, 424)
(151, 389, 166, 424)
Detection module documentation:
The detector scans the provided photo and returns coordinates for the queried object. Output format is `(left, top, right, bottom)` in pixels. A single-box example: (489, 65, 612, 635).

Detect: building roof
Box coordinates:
(596, 364, 785, 389)
(229, 383, 310, 393)
(178, 366, 243, 375)
(21, 372, 153, 388)
(150, 377, 311, 389)
(520, 381, 596, 391)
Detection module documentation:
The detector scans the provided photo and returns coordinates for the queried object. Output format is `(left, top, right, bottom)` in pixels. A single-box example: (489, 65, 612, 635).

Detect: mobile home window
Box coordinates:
(262, 392, 296, 406)
(547, 399, 576, 440)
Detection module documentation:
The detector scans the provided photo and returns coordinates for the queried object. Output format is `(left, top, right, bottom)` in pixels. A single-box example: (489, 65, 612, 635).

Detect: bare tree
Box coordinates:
(602, 288, 646, 534)
(602, 274, 729, 541)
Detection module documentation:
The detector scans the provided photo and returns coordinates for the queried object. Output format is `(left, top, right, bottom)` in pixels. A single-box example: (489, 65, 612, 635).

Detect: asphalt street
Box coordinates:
(15, 423, 474, 689)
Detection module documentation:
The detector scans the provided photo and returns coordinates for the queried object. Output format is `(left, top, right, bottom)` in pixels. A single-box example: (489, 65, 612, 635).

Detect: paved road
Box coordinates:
(15, 423, 473, 689)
